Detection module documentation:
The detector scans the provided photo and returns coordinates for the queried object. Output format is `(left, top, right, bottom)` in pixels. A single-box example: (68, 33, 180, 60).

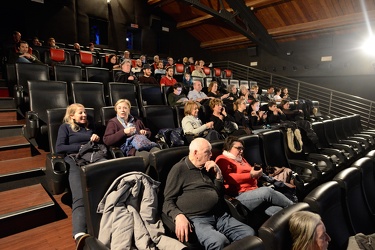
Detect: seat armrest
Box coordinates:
(306, 153, 334, 172)
(83, 236, 109, 250)
(338, 139, 364, 151)
(224, 195, 248, 224)
(14, 85, 24, 107)
(25, 111, 39, 139)
(109, 146, 124, 158)
(288, 159, 322, 179)
(347, 136, 370, 148)
(45, 153, 68, 194)
(319, 148, 347, 163)
(330, 143, 356, 156)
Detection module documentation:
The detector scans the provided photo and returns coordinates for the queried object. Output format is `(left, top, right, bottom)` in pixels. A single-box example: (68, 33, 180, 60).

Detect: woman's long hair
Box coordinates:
(63, 103, 88, 132)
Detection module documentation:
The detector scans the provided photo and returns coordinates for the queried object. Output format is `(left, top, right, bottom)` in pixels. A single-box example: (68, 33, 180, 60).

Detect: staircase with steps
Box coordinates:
(0, 83, 75, 249)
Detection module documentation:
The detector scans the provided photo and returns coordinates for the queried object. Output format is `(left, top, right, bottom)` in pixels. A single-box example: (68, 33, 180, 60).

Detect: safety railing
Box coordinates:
(213, 61, 375, 129)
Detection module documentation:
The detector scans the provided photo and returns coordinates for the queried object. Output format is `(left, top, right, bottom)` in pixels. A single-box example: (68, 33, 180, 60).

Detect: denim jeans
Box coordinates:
(189, 212, 254, 250)
(236, 186, 293, 216)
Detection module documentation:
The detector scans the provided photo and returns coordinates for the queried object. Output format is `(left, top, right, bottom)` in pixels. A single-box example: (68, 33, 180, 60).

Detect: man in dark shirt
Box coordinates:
(115, 59, 137, 83)
(138, 64, 158, 85)
(7, 41, 42, 64)
(163, 138, 254, 249)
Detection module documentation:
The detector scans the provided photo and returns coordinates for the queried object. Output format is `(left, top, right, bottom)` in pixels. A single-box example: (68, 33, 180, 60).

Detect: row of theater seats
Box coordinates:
(75, 135, 375, 249)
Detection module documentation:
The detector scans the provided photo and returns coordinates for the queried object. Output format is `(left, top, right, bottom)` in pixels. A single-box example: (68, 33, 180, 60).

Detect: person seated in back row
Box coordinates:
(187, 80, 213, 103)
(168, 83, 188, 106)
(160, 66, 177, 86)
(163, 137, 255, 249)
(7, 41, 43, 64)
(138, 64, 158, 85)
(115, 59, 137, 84)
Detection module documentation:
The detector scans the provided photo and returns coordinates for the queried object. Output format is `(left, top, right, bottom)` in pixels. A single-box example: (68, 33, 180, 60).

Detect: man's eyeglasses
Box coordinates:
(233, 146, 244, 151)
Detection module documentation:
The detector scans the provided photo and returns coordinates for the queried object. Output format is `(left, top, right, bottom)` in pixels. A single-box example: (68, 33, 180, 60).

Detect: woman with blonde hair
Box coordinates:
(289, 211, 331, 250)
(56, 103, 104, 247)
(181, 100, 221, 142)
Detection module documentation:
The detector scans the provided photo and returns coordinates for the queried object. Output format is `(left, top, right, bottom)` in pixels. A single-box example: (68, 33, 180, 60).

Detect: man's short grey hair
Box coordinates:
(189, 137, 210, 152)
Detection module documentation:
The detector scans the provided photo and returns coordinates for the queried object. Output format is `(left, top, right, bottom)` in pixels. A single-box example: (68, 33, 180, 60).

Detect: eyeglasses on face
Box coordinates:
(233, 146, 244, 151)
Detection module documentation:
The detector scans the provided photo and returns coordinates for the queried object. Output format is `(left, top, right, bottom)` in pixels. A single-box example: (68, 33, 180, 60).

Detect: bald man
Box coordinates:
(163, 138, 254, 249)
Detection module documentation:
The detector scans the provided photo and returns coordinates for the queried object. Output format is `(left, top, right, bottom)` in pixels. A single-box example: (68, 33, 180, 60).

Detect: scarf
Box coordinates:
(222, 150, 243, 163)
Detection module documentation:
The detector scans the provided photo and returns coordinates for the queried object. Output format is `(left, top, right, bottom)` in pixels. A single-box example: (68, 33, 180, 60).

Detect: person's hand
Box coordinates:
(124, 127, 136, 135)
(205, 121, 214, 129)
(175, 214, 192, 242)
(221, 107, 227, 116)
(139, 129, 147, 135)
(250, 168, 263, 179)
(221, 93, 230, 99)
(90, 134, 100, 142)
(128, 75, 134, 81)
(204, 161, 223, 179)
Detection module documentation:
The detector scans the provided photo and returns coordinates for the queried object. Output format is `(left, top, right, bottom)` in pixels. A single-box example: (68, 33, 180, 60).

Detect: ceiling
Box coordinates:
(147, 0, 375, 54)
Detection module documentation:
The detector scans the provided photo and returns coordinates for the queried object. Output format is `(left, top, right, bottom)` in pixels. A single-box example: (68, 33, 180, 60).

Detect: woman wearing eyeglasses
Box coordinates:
(215, 136, 293, 216)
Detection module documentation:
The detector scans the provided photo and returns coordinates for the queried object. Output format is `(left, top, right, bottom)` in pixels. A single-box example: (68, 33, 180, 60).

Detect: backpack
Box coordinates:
(74, 141, 107, 166)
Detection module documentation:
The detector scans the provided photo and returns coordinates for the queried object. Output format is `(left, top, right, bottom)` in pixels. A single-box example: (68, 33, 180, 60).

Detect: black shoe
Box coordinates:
(75, 233, 90, 250)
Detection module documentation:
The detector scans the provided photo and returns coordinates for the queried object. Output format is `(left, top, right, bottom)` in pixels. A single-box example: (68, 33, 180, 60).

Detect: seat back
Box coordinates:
(108, 82, 138, 107)
(304, 181, 354, 250)
(75, 51, 98, 67)
(239, 80, 249, 90)
(229, 79, 239, 89)
(138, 84, 166, 106)
(15, 63, 49, 91)
(221, 78, 229, 87)
(322, 120, 340, 144)
(80, 157, 146, 237)
(311, 121, 331, 148)
(203, 66, 212, 77)
(47, 107, 95, 154)
(241, 134, 264, 167)
(203, 77, 213, 88)
(142, 105, 177, 139)
(54, 65, 82, 102)
(71, 81, 106, 124)
(221, 69, 233, 79)
(212, 68, 221, 77)
(44, 48, 72, 66)
(173, 63, 185, 82)
(333, 167, 375, 234)
(351, 157, 375, 214)
(149, 146, 189, 208)
(174, 105, 185, 128)
(259, 130, 290, 168)
(28, 80, 69, 123)
(258, 202, 311, 250)
(211, 141, 224, 160)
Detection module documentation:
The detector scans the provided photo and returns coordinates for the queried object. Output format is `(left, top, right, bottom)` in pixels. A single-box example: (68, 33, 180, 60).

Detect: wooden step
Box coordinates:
(0, 151, 47, 178)
(0, 184, 57, 237)
(0, 136, 32, 160)
(0, 119, 24, 138)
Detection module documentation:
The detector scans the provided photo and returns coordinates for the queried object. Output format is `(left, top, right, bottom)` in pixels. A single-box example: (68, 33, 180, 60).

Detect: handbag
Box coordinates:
(223, 120, 238, 134)
(131, 134, 158, 151)
(75, 141, 107, 165)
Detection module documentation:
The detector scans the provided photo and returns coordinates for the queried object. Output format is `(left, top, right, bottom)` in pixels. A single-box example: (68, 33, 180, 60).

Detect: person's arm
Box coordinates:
(182, 116, 211, 135)
(210, 115, 224, 132)
(134, 119, 151, 137)
(103, 119, 127, 146)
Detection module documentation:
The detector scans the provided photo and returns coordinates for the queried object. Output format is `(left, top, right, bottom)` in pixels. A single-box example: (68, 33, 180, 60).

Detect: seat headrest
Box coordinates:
(175, 63, 184, 73)
(214, 68, 221, 76)
(80, 51, 93, 64)
(225, 69, 232, 77)
(203, 66, 210, 75)
(50, 48, 66, 62)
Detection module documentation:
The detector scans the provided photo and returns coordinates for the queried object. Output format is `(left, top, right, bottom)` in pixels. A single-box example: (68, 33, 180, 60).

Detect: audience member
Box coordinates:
(47, 37, 59, 49)
(233, 98, 251, 132)
(103, 99, 159, 166)
(154, 61, 166, 75)
(3, 31, 21, 54)
(289, 211, 331, 250)
(249, 86, 260, 100)
(187, 80, 211, 103)
(103, 54, 120, 70)
(88, 42, 100, 60)
(281, 87, 292, 101)
(165, 57, 174, 68)
(182, 72, 192, 88)
(168, 83, 188, 106)
(73, 43, 81, 52)
(182, 57, 189, 66)
(227, 84, 239, 101)
(210, 98, 246, 136)
(261, 86, 274, 102)
(32, 37, 42, 47)
(56, 103, 106, 248)
(160, 66, 177, 86)
(152, 54, 160, 71)
(188, 56, 194, 65)
(273, 87, 282, 102)
(239, 85, 253, 103)
(266, 101, 286, 124)
(7, 41, 42, 64)
(215, 136, 293, 216)
(115, 59, 137, 83)
(138, 64, 158, 85)
(280, 100, 304, 121)
(191, 63, 206, 78)
(163, 138, 255, 249)
(140, 55, 146, 65)
(248, 99, 267, 129)
(207, 81, 230, 100)
(181, 101, 221, 142)
(121, 50, 131, 62)
(131, 59, 143, 73)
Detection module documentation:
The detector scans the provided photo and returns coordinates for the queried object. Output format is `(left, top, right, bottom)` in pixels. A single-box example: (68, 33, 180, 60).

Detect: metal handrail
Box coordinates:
(212, 61, 375, 129)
